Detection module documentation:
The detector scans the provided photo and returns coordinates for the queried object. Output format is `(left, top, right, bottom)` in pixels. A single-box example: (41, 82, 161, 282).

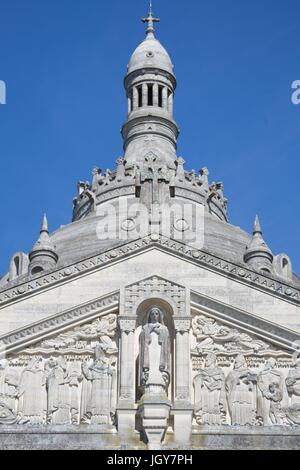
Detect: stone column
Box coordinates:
(162, 87, 168, 110)
(153, 83, 159, 107)
(168, 91, 174, 115)
(127, 96, 131, 115)
(117, 317, 137, 444)
(172, 318, 193, 447)
(133, 87, 138, 110)
(142, 83, 148, 107)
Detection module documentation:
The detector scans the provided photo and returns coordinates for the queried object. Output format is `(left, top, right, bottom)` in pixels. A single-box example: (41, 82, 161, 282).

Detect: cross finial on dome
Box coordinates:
(142, 0, 160, 37)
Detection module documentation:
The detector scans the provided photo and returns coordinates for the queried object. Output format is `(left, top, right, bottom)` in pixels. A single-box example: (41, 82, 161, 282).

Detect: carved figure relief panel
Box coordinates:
(191, 313, 300, 427)
(0, 314, 118, 426)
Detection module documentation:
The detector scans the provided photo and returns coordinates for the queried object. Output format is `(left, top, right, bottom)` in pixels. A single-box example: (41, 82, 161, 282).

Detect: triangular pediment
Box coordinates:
(0, 279, 299, 358)
(0, 234, 299, 311)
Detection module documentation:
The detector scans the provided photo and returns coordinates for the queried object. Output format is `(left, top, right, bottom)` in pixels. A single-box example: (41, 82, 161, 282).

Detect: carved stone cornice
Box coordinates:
(0, 292, 119, 355)
(118, 318, 136, 333)
(0, 234, 299, 310)
(174, 318, 191, 333)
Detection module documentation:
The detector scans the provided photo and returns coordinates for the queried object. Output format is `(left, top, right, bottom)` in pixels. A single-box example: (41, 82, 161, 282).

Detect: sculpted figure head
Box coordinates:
(28, 357, 42, 370)
(205, 353, 217, 368)
(95, 344, 107, 365)
(234, 354, 247, 370)
(147, 306, 164, 325)
(266, 358, 276, 369)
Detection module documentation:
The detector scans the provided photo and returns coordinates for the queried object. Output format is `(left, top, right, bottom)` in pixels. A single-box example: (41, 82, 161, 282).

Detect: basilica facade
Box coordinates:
(0, 8, 300, 450)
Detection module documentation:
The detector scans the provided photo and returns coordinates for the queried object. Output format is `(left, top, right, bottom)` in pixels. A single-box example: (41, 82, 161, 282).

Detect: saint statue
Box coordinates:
(193, 353, 227, 425)
(18, 357, 47, 425)
(257, 358, 284, 425)
(81, 344, 113, 425)
(226, 355, 258, 426)
(0, 360, 19, 425)
(285, 358, 300, 425)
(45, 357, 71, 425)
(139, 306, 170, 393)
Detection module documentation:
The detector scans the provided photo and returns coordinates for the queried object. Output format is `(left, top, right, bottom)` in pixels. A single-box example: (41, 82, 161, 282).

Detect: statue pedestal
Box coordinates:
(171, 404, 194, 448)
(138, 386, 171, 450)
(116, 405, 137, 445)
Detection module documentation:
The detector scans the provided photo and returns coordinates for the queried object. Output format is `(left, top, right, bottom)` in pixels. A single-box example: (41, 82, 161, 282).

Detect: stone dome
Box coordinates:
(127, 35, 174, 76)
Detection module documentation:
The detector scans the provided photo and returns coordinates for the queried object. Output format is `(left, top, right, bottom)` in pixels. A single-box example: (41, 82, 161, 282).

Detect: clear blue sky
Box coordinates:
(0, 0, 299, 277)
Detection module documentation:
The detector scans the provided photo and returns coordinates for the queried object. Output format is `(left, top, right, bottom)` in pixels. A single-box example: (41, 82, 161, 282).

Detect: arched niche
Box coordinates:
(134, 298, 175, 403)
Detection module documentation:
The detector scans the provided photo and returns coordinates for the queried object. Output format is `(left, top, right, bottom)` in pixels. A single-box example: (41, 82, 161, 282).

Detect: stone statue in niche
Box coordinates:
(139, 306, 171, 395)
(45, 357, 71, 425)
(81, 344, 115, 425)
(285, 357, 300, 425)
(193, 353, 227, 425)
(18, 357, 47, 425)
(0, 360, 19, 425)
(257, 358, 285, 426)
(226, 355, 259, 426)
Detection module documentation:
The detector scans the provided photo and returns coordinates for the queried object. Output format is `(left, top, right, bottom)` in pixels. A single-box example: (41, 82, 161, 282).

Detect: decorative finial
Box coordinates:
(40, 213, 49, 233)
(142, 0, 160, 37)
(253, 215, 262, 235)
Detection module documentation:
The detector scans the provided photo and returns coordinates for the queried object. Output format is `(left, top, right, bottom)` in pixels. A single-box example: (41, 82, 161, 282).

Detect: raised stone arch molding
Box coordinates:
(120, 275, 190, 317)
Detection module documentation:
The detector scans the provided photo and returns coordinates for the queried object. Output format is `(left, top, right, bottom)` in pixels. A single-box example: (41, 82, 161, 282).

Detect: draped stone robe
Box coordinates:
(257, 368, 284, 425)
(81, 362, 113, 425)
(226, 368, 258, 426)
(18, 367, 47, 425)
(139, 322, 170, 388)
(194, 367, 227, 425)
(46, 364, 71, 425)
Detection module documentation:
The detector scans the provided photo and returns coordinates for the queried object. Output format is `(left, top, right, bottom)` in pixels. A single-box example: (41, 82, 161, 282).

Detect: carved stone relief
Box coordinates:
(192, 313, 300, 427)
(0, 314, 118, 426)
(192, 314, 273, 354)
(193, 352, 227, 425)
(285, 358, 300, 424)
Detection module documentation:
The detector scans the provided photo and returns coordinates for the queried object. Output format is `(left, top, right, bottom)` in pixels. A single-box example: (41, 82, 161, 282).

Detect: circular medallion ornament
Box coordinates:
(174, 219, 189, 232)
(150, 233, 160, 242)
(146, 51, 154, 58)
(121, 218, 136, 232)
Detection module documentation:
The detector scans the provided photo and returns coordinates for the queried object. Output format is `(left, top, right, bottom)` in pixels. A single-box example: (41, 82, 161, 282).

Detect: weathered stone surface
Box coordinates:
(0, 5, 299, 451)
